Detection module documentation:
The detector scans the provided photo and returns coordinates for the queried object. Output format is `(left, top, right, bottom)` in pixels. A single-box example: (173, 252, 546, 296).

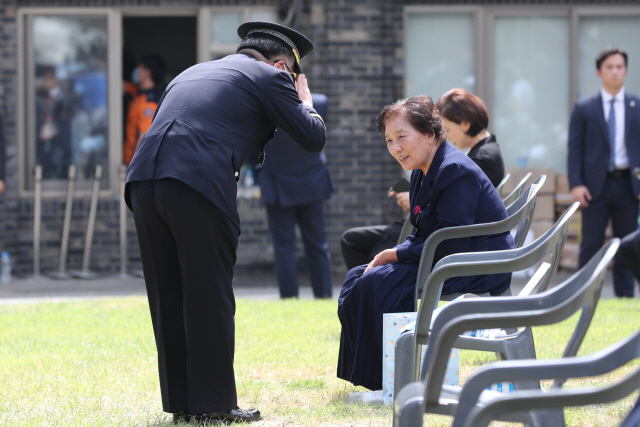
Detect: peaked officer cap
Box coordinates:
(237, 21, 313, 75)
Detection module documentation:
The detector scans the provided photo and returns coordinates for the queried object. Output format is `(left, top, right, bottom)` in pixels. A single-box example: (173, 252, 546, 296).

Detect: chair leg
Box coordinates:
(394, 332, 417, 397)
(394, 382, 426, 427)
(529, 408, 567, 427)
(500, 328, 540, 391)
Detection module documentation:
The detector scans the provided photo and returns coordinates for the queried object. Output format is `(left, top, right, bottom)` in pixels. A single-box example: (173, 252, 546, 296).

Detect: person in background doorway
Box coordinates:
(259, 93, 334, 299)
(122, 48, 137, 142)
(568, 47, 640, 298)
(36, 67, 72, 179)
(123, 54, 165, 165)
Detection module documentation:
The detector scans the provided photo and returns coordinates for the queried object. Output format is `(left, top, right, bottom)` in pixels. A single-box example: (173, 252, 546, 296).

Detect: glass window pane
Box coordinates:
(249, 11, 276, 22)
(32, 15, 108, 181)
(405, 13, 475, 98)
(493, 16, 569, 172)
(211, 12, 241, 44)
(578, 16, 640, 98)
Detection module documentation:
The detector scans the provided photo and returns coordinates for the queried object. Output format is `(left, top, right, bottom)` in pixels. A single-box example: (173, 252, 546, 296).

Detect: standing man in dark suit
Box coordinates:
(259, 93, 334, 299)
(568, 46, 640, 297)
(125, 22, 325, 424)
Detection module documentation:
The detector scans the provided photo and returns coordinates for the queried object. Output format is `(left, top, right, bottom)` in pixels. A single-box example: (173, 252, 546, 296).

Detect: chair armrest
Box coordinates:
(396, 213, 414, 245)
(459, 370, 640, 427)
(418, 214, 529, 285)
(452, 331, 640, 427)
(420, 303, 584, 405)
(502, 172, 533, 207)
(452, 329, 640, 427)
(453, 335, 511, 353)
(495, 173, 511, 197)
(416, 246, 548, 329)
(418, 292, 551, 344)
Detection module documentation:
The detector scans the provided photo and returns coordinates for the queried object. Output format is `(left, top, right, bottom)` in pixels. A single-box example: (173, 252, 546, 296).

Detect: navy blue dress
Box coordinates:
(337, 142, 514, 390)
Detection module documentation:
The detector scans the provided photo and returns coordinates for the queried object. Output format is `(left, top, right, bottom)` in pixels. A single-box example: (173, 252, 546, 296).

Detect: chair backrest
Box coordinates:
(421, 238, 619, 406)
(416, 202, 580, 332)
(414, 175, 546, 305)
(495, 173, 511, 198)
(505, 175, 545, 248)
(397, 212, 414, 245)
(456, 327, 640, 427)
(397, 174, 535, 250)
(502, 172, 533, 208)
(415, 201, 578, 346)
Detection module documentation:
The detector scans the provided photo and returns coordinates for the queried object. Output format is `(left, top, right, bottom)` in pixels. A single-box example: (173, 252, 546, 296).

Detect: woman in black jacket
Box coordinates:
(436, 88, 505, 187)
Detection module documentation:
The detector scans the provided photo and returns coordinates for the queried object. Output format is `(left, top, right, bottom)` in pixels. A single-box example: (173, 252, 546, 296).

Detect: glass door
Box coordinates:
(18, 9, 120, 195)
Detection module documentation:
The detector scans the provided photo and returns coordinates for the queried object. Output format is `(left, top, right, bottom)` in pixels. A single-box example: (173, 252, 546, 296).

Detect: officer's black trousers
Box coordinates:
(130, 178, 238, 414)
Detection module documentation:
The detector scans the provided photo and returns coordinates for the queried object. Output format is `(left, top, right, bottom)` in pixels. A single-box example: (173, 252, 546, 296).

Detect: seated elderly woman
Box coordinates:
(436, 88, 505, 187)
(336, 95, 515, 391)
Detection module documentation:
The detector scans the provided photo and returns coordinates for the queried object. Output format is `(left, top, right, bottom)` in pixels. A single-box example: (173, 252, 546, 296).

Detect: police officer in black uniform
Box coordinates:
(125, 22, 326, 424)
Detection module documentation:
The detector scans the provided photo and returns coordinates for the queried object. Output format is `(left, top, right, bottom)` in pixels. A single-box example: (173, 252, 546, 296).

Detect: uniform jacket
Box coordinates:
(125, 54, 326, 232)
(467, 134, 505, 188)
(123, 87, 161, 165)
(396, 142, 514, 295)
(568, 91, 640, 200)
(259, 93, 333, 206)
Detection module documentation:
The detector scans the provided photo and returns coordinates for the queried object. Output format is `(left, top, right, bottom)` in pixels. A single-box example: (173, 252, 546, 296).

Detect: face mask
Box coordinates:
(131, 68, 139, 84)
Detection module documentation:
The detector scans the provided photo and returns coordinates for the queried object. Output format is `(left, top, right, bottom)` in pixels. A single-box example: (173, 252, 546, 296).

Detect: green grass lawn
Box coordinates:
(0, 296, 639, 426)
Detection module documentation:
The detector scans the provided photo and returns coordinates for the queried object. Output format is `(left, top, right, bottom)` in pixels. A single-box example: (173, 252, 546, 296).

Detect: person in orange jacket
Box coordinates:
(123, 54, 166, 165)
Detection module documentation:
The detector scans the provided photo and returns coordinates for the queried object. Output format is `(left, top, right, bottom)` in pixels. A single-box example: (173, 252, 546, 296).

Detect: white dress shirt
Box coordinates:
(601, 87, 628, 169)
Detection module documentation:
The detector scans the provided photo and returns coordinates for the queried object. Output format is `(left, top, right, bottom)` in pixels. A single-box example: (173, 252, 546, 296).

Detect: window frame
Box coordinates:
(483, 6, 571, 117)
(403, 5, 485, 101)
(570, 6, 640, 104)
(17, 8, 122, 198)
(403, 5, 640, 173)
(197, 6, 277, 63)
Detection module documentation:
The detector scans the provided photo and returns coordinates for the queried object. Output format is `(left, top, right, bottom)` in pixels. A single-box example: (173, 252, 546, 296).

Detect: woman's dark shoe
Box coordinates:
(193, 407, 261, 424)
(172, 412, 192, 424)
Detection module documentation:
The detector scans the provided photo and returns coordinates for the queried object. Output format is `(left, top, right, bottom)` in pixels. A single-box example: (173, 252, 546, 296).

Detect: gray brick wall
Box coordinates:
(0, 0, 623, 276)
(0, 0, 411, 277)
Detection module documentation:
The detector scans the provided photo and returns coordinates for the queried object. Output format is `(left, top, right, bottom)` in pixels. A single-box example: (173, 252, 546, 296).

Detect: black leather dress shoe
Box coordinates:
(172, 412, 192, 424)
(192, 407, 261, 424)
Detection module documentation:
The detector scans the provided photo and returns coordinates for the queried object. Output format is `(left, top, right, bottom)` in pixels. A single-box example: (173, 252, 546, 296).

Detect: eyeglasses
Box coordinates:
(281, 62, 298, 81)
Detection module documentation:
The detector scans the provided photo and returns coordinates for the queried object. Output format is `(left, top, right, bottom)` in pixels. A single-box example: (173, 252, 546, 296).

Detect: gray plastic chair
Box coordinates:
(393, 239, 620, 427)
(455, 328, 640, 427)
(502, 172, 533, 208)
(495, 172, 511, 198)
(395, 202, 579, 403)
(415, 175, 546, 304)
(397, 212, 414, 245)
(398, 173, 515, 248)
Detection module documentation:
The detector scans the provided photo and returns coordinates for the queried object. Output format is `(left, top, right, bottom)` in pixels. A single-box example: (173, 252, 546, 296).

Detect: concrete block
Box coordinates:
(533, 194, 555, 221)
(556, 173, 569, 194)
(504, 167, 556, 195)
(529, 220, 554, 240)
(559, 242, 580, 271)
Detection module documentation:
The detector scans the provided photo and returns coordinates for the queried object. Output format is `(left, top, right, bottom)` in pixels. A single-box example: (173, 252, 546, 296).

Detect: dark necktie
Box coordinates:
(607, 98, 616, 172)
